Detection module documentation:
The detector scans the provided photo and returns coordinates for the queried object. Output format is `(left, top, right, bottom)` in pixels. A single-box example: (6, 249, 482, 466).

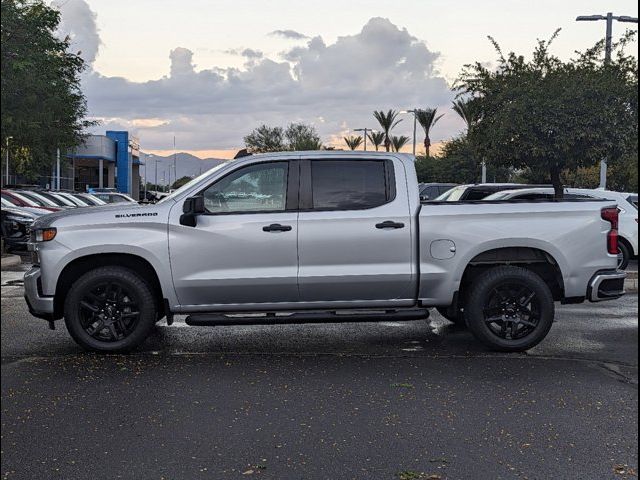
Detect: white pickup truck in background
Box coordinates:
(24, 152, 626, 353)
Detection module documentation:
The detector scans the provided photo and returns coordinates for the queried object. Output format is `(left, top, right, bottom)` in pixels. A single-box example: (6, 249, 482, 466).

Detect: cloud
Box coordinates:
(52, 0, 101, 65)
(225, 48, 264, 60)
(269, 29, 309, 40)
(60, 3, 456, 152)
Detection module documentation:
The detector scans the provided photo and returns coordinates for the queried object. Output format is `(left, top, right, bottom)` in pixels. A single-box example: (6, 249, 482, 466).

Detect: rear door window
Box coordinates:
(310, 160, 390, 210)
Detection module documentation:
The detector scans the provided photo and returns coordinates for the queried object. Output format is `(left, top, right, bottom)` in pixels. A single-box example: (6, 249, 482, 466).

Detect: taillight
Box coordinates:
(601, 207, 619, 255)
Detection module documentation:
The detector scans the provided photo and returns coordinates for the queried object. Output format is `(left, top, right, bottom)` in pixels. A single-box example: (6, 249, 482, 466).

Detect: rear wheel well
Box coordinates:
(458, 247, 564, 304)
(54, 254, 165, 320)
(618, 236, 634, 256)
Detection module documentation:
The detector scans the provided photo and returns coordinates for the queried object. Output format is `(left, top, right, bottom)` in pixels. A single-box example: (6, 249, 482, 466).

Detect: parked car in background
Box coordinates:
(1, 190, 61, 212)
(419, 183, 458, 201)
(1, 197, 53, 216)
(435, 183, 552, 202)
(15, 190, 73, 209)
(48, 191, 88, 207)
(485, 187, 639, 269)
(1, 205, 46, 251)
(72, 193, 107, 206)
(37, 191, 80, 208)
(92, 192, 138, 204)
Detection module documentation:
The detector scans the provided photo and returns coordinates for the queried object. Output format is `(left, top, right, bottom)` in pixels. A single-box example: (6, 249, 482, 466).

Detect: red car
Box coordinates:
(1, 190, 61, 212)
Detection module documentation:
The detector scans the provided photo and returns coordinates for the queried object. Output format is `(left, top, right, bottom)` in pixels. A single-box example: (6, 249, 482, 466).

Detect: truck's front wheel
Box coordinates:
(64, 266, 157, 352)
(465, 266, 554, 352)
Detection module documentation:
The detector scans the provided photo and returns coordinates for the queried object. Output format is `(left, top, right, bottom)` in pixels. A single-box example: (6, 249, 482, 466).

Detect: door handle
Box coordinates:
(263, 223, 293, 232)
(375, 221, 405, 229)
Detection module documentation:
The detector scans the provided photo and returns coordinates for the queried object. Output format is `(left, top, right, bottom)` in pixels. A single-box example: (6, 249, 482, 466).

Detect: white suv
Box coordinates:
(486, 188, 638, 269)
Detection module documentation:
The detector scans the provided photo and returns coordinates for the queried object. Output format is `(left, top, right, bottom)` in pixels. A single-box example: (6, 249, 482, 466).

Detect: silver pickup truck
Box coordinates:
(24, 151, 626, 352)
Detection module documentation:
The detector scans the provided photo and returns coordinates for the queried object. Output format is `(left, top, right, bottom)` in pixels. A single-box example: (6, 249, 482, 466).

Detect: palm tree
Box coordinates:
(391, 135, 410, 153)
(344, 135, 363, 151)
(367, 131, 385, 151)
(452, 97, 483, 181)
(415, 108, 443, 157)
(452, 98, 481, 133)
(373, 110, 403, 152)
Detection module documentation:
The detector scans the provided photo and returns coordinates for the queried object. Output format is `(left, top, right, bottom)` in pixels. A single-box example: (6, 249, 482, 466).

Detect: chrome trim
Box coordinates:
(588, 271, 627, 302)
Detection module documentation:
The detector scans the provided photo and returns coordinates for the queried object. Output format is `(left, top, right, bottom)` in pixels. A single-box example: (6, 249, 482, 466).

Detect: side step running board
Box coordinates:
(185, 309, 429, 327)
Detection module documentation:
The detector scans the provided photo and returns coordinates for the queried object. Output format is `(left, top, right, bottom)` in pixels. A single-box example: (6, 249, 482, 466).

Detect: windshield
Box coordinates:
(484, 191, 511, 200)
(158, 163, 229, 204)
(627, 195, 638, 210)
(435, 186, 467, 201)
(16, 192, 60, 207)
(8, 191, 40, 207)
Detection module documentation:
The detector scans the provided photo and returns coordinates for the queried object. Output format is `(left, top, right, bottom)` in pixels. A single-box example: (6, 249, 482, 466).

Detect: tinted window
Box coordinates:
(465, 189, 493, 201)
(202, 162, 288, 214)
(311, 160, 388, 210)
(517, 193, 554, 200)
(627, 195, 638, 210)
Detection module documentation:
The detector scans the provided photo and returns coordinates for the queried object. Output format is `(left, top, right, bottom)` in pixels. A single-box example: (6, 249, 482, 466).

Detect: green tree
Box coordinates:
(244, 123, 323, 152)
(171, 176, 193, 190)
(373, 110, 402, 152)
(457, 30, 638, 198)
(391, 135, 410, 153)
(243, 125, 286, 153)
(344, 135, 363, 150)
(285, 123, 323, 150)
(415, 108, 443, 157)
(1, 0, 95, 181)
(367, 131, 385, 151)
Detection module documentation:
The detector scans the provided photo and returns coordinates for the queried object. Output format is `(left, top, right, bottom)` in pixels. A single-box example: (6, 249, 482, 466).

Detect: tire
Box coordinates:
(617, 241, 631, 271)
(436, 306, 466, 326)
(64, 266, 157, 352)
(465, 266, 555, 352)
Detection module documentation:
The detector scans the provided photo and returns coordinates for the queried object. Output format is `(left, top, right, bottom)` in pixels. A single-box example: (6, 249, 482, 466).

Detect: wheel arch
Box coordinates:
(459, 246, 565, 302)
(54, 253, 166, 320)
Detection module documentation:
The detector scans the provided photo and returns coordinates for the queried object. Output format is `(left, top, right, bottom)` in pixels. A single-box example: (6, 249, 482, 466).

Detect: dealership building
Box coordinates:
(66, 131, 142, 198)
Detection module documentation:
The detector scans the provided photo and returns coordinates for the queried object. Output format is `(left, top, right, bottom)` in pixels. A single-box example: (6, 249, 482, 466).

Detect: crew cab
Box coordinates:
(24, 152, 626, 352)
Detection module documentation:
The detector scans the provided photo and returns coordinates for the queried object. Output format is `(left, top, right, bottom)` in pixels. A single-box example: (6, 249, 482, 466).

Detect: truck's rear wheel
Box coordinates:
(465, 266, 554, 352)
(64, 266, 157, 352)
(617, 241, 631, 270)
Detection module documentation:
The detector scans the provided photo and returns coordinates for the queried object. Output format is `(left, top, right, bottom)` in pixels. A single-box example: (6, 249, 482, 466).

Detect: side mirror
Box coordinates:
(420, 194, 430, 202)
(180, 195, 205, 227)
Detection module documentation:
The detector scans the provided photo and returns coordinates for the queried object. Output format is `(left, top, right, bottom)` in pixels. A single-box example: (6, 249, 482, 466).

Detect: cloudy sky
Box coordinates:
(53, 0, 638, 159)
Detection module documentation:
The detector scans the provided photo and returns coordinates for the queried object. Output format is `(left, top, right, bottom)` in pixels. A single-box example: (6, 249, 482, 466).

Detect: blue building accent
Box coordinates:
(106, 131, 131, 194)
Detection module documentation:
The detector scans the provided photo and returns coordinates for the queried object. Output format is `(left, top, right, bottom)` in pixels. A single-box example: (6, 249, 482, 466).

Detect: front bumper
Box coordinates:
(588, 270, 627, 302)
(24, 266, 55, 320)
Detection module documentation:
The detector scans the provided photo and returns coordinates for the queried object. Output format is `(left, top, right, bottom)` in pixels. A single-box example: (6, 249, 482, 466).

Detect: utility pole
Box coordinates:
(172, 135, 177, 190)
(400, 110, 419, 156)
(56, 148, 60, 190)
(354, 128, 376, 151)
(576, 12, 638, 189)
(4, 136, 13, 187)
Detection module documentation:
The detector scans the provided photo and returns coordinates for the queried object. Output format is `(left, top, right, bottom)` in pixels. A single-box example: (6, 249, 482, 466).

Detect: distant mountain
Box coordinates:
(141, 152, 228, 185)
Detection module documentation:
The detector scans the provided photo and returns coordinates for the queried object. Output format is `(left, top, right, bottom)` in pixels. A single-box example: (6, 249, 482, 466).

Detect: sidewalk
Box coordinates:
(0, 254, 22, 269)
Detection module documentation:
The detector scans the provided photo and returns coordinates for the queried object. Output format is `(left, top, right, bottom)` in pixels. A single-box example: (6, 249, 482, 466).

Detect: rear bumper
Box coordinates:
(24, 266, 55, 320)
(588, 270, 627, 302)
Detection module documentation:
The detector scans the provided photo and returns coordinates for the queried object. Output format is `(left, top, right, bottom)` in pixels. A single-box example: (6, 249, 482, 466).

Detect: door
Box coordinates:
(297, 158, 414, 305)
(169, 160, 299, 308)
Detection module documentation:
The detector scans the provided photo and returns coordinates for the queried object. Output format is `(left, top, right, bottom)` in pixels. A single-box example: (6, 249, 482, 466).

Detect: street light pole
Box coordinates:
(576, 12, 639, 188)
(353, 128, 376, 151)
(400, 110, 419, 156)
(4, 136, 13, 187)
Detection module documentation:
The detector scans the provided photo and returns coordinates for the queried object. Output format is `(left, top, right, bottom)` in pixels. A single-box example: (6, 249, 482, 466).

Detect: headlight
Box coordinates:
(33, 227, 57, 242)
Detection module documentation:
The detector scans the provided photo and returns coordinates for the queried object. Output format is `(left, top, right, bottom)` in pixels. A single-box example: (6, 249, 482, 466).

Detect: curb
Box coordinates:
(625, 278, 638, 294)
(0, 255, 22, 269)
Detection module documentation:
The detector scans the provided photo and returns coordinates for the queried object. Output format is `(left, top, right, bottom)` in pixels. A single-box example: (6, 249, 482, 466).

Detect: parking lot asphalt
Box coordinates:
(1, 263, 638, 480)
